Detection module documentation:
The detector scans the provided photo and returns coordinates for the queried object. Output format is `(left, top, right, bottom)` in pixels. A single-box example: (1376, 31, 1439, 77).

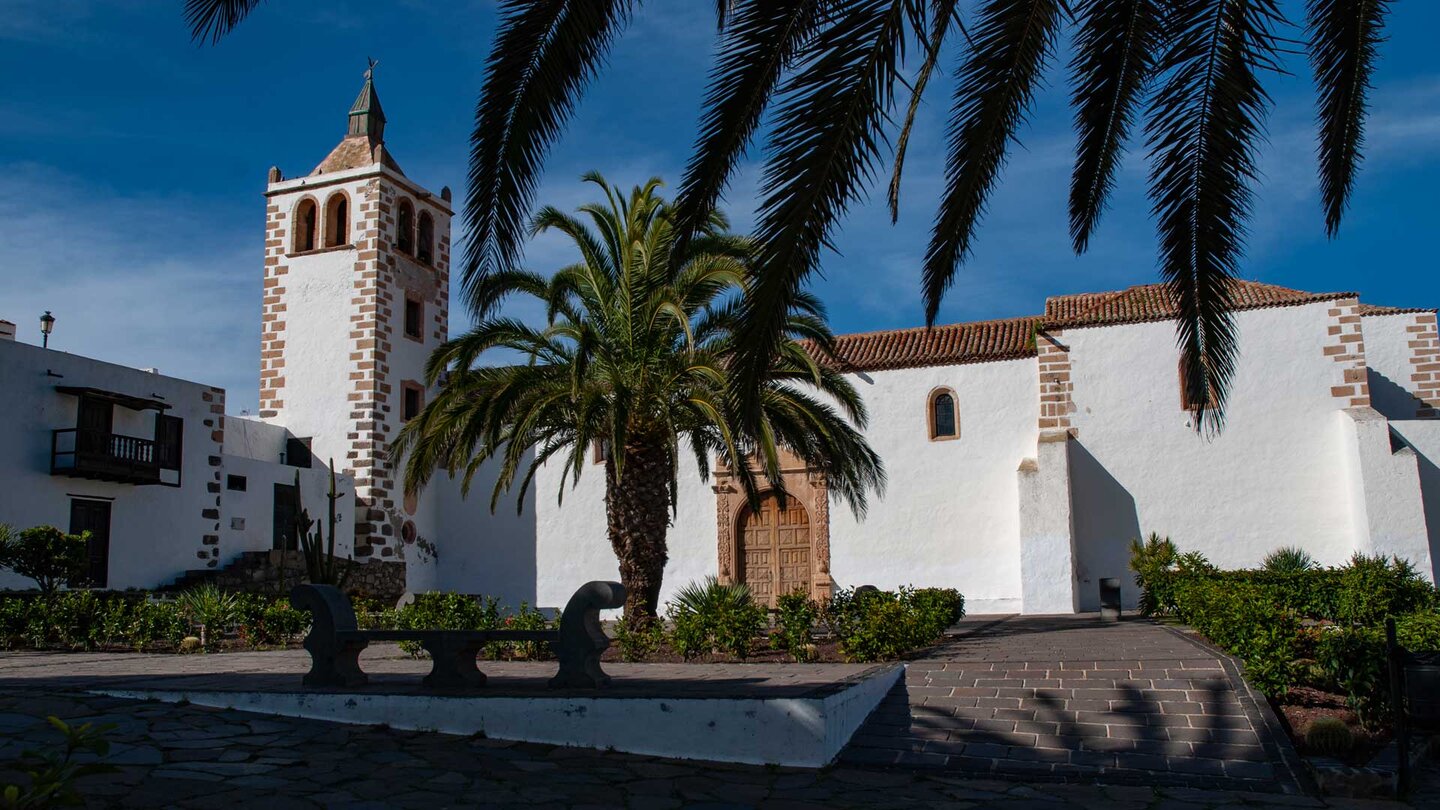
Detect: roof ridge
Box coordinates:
(832, 313, 1042, 342)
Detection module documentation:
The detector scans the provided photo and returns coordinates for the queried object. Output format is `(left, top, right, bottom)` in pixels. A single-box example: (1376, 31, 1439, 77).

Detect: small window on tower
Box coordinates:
(417, 211, 435, 265)
(396, 198, 415, 255)
(293, 199, 317, 253)
(401, 381, 424, 422)
(404, 295, 424, 341)
(226, 474, 248, 492)
(324, 192, 349, 247)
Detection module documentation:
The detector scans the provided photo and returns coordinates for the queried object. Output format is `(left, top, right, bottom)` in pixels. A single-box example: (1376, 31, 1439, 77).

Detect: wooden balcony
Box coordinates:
(51, 428, 161, 485)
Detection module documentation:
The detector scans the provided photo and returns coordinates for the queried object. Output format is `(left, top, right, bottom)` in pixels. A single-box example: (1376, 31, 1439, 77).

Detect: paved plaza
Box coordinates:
(1, 615, 1436, 808)
(844, 615, 1301, 791)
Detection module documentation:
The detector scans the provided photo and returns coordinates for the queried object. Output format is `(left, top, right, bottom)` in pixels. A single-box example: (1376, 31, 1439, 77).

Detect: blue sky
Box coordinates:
(3, 1, 1437, 414)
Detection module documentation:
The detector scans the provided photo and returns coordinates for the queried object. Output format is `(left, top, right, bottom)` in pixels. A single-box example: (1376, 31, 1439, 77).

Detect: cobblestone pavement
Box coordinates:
(1, 687, 1437, 809)
(841, 615, 1305, 792)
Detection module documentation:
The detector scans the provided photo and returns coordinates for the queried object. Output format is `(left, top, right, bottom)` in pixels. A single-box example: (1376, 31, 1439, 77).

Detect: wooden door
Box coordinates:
(273, 483, 300, 551)
(70, 499, 111, 588)
(737, 494, 812, 606)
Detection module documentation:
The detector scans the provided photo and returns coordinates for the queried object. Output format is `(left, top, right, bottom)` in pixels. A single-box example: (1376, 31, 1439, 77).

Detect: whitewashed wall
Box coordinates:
(0, 339, 219, 590)
(1386, 420, 1440, 581)
(262, 173, 369, 471)
(530, 447, 718, 613)
(1363, 313, 1424, 420)
(828, 359, 1037, 614)
(1064, 302, 1358, 609)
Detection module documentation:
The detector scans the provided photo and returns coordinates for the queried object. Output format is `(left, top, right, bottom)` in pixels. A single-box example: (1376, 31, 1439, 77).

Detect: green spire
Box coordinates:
(347, 59, 385, 142)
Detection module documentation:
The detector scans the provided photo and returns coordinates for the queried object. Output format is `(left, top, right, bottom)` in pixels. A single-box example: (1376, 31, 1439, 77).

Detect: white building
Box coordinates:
(3, 75, 1438, 612)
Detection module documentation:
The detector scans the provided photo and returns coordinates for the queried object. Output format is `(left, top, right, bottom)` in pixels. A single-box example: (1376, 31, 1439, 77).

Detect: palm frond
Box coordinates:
(1145, 0, 1285, 432)
(733, 0, 911, 417)
(888, 0, 963, 223)
(463, 0, 634, 314)
(1067, 0, 1161, 252)
(922, 0, 1064, 324)
(673, 0, 826, 248)
(1306, 0, 1390, 237)
(184, 0, 264, 44)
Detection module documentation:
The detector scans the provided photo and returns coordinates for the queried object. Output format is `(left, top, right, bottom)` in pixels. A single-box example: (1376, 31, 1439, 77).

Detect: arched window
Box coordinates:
(396, 198, 415, 255)
(417, 211, 435, 265)
(324, 193, 349, 247)
(929, 388, 959, 441)
(293, 198, 317, 253)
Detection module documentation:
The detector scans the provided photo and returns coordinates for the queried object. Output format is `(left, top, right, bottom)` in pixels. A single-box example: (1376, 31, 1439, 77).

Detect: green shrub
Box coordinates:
(823, 586, 964, 663)
(1317, 611, 1440, 727)
(910, 587, 965, 636)
(1129, 533, 1178, 615)
(1336, 553, 1435, 625)
(1263, 546, 1317, 573)
(395, 592, 501, 657)
(772, 590, 820, 662)
(612, 616, 665, 662)
(175, 585, 241, 650)
(2, 716, 117, 809)
(1172, 578, 1299, 696)
(497, 602, 554, 660)
(666, 577, 766, 660)
(0, 525, 90, 594)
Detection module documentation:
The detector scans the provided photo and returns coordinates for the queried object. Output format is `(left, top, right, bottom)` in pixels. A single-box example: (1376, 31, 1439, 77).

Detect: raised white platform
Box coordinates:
(90, 661, 903, 768)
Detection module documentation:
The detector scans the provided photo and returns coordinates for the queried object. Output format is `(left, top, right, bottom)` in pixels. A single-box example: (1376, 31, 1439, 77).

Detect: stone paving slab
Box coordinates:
(839, 614, 1308, 793)
(1, 686, 1436, 808)
(0, 646, 881, 699)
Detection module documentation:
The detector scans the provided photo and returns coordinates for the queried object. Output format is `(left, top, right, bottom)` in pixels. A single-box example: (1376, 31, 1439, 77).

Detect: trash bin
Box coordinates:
(1099, 578, 1122, 622)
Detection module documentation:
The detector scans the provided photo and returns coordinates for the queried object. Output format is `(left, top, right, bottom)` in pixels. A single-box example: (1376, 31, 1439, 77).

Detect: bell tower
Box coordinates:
(258, 66, 452, 564)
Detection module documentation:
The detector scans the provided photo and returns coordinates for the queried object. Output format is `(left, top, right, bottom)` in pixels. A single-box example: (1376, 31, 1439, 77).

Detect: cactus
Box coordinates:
(1304, 716, 1354, 757)
(294, 461, 349, 588)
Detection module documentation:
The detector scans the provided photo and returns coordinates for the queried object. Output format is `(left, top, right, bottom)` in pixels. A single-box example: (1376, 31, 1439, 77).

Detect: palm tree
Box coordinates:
(389, 174, 884, 620)
(187, 1, 1392, 430)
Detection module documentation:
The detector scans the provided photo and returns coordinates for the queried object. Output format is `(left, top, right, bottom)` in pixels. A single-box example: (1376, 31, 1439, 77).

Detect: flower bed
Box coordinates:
(0, 580, 965, 665)
(1130, 535, 1440, 765)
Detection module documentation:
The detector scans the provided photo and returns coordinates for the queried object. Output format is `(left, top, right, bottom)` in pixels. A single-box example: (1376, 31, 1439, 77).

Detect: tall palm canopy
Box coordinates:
(389, 174, 884, 619)
(187, 0, 1392, 432)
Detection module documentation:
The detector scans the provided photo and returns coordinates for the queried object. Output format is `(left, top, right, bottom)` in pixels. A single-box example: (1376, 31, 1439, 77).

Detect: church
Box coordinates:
(2, 75, 1438, 612)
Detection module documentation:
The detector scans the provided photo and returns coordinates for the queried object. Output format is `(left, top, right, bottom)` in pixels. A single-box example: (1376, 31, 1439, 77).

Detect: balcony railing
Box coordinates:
(51, 428, 161, 485)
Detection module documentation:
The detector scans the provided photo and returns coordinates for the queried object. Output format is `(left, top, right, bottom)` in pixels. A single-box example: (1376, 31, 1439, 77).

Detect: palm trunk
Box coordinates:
(605, 436, 672, 621)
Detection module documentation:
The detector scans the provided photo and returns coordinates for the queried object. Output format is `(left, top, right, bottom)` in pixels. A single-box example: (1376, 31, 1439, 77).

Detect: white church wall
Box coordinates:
(1064, 302, 1358, 609)
(430, 457, 540, 607)
(1364, 312, 1427, 420)
(1018, 432, 1079, 614)
(0, 339, 221, 590)
(828, 358, 1037, 614)
(1390, 420, 1440, 580)
(531, 448, 718, 613)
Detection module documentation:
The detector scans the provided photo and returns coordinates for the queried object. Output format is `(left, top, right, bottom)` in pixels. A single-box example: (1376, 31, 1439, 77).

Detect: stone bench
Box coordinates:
(291, 581, 625, 690)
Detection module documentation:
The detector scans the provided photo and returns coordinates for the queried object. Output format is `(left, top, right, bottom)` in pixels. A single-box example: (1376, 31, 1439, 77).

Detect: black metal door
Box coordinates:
(273, 483, 300, 551)
(69, 499, 111, 588)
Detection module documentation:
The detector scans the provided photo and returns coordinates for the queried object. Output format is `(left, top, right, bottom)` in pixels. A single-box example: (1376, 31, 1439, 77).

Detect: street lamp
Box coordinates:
(39, 311, 55, 348)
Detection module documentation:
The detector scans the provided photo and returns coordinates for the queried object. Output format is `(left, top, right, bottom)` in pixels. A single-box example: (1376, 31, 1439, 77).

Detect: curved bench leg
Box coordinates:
(303, 637, 370, 688)
(421, 636, 487, 690)
(549, 581, 624, 689)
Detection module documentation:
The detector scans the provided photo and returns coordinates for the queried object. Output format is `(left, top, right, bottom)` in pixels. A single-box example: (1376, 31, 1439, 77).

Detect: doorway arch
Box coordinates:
(736, 492, 813, 606)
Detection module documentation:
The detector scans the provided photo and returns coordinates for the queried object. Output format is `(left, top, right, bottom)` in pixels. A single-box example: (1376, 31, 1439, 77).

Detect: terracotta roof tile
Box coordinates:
(812, 280, 1395, 373)
(818, 316, 1042, 372)
(1049, 280, 1356, 329)
(1358, 303, 1436, 316)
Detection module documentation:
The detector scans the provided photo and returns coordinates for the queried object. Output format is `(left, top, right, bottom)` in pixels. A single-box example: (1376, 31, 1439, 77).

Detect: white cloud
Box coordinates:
(0, 163, 262, 412)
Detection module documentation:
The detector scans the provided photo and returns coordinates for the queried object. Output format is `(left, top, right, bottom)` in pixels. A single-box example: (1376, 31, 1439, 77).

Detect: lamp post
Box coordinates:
(39, 311, 55, 348)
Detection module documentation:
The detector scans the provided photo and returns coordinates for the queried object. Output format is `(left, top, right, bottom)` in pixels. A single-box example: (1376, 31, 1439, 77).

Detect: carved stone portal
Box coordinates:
(712, 449, 832, 605)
